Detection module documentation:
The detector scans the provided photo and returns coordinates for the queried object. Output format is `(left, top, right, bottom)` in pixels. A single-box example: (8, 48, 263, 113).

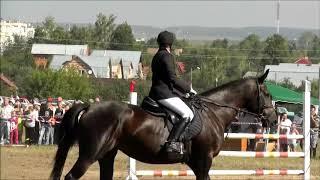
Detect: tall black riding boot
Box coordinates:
(165, 118, 190, 153)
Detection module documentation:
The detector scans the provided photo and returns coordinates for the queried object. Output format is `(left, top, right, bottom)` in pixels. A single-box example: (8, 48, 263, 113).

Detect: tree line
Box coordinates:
(1, 13, 320, 102)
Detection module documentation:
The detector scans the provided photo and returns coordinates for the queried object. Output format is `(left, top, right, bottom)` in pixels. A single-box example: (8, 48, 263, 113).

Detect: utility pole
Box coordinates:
(276, 0, 280, 34)
(318, 67, 320, 103)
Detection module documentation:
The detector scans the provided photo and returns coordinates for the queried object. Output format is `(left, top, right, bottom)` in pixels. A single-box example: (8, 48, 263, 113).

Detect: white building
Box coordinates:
(0, 19, 35, 49)
(265, 63, 320, 87)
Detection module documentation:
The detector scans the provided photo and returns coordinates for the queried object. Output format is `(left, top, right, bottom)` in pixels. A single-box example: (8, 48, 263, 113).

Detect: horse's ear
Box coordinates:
(258, 69, 269, 84)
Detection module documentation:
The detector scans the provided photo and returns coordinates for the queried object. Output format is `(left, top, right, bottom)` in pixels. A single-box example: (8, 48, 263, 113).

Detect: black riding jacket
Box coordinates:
(149, 48, 191, 100)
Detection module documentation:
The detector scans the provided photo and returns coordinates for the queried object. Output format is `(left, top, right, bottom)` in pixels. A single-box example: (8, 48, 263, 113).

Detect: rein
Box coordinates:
(198, 96, 264, 120)
(196, 80, 274, 127)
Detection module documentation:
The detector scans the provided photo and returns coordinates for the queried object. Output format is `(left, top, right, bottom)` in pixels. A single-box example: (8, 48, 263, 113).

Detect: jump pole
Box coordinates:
(127, 81, 138, 180)
(303, 80, 311, 180)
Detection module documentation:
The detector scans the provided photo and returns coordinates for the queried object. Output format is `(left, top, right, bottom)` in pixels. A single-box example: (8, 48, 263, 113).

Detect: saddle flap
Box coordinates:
(141, 97, 180, 125)
(141, 97, 166, 116)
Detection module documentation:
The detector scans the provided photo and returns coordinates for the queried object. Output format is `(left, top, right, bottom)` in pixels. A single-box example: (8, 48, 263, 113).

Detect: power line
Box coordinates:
(3, 43, 320, 59)
(5, 36, 319, 52)
(2, 44, 320, 60)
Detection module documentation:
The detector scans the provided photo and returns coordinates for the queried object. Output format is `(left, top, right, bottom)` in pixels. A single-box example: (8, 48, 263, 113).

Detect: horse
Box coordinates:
(50, 70, 277, 180)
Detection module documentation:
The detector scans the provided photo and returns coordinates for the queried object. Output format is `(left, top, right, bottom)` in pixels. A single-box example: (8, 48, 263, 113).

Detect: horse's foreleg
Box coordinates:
(187, 152, 212, 180)
(65, 158, 94, 180)
(98, 149, 118, 180)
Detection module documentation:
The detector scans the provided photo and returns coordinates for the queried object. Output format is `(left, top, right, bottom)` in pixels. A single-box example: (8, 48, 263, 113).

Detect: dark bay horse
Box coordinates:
(50, 70, 277, 180)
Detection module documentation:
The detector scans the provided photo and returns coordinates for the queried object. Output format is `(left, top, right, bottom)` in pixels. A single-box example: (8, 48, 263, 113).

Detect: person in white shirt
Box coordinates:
(25, 103, 39, 145)
(1, 98, 14, 144)
(280, 113, 292, 134)
(289, 123, 300, 152)
(279, 112, 292, 151)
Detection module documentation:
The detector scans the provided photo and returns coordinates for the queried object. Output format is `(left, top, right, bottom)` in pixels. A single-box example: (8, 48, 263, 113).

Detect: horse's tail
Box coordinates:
(50, 103, 89, 180)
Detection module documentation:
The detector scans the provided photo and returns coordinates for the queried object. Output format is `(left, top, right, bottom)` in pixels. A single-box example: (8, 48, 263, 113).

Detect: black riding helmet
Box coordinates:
(157, 31, 175, 48)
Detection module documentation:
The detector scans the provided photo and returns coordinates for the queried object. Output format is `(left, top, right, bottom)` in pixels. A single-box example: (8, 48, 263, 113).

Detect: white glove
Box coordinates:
(190, 87, 197, 95)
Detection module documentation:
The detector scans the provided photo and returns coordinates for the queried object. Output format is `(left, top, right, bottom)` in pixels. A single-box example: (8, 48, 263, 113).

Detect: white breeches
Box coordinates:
(158, 97, 194, 120)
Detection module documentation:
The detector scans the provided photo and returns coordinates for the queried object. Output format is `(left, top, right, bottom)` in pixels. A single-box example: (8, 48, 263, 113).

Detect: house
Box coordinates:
(121, 60, 134, 79)
(138, 64, 149, 80)
(91, 50, 142, 79)
(264, 57, 319, 86)
(50, 55, 110, 78)
(42, 46, 143, 79)
(31, 44, 89, 68)
(1, 19, 35, 51)
(109, 59, 122, 79)
(50, 54, 137, 79)
(295, 56, 312, 65)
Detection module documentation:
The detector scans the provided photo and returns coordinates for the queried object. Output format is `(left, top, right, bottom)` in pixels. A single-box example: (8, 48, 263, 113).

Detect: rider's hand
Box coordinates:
(185, 93, 190, 98)
(190, 87, 197, 95)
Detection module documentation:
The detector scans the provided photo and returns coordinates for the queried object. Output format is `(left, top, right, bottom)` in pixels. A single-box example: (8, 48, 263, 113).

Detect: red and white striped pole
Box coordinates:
(127, 80, 138, 180)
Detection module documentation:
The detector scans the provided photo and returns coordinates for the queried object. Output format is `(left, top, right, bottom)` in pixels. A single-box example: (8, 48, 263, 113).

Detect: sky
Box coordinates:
(1, 1, 319, 29)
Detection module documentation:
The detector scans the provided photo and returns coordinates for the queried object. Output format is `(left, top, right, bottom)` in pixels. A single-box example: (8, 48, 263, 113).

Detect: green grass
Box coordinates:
(1, 145, 319, 180)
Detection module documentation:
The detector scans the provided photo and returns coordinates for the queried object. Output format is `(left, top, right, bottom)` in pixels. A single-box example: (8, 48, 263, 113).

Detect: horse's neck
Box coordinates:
(203, 83, 251, 128)
(206, 88, 248, 108)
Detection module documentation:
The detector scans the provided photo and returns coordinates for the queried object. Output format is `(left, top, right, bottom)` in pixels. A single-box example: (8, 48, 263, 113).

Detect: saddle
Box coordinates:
(140, 96, 203, 142)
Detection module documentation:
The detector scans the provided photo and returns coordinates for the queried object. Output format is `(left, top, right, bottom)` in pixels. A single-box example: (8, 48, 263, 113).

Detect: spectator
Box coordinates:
(64, 104, 70, 111)
(25, 104, 38, 145)
(279, 112, 292, 152)
(38, 100, 54, 145)
(10, 111, 18, 144)
(89, 99, 94, 104)
(1, 97, 14, 144)
(310, 105, 319, 158)
(54, 102, 65, 144)
(15, 101, 24, 144)
(289, 123, 300, 152)
(95, 97, 100, 104)
(0, 103, 4, 144)
(9, 97, 15, 107)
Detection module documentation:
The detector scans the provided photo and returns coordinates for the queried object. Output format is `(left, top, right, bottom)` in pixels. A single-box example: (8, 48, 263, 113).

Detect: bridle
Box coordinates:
(256, 80, 275, 128)
(198, 80, 275, 128)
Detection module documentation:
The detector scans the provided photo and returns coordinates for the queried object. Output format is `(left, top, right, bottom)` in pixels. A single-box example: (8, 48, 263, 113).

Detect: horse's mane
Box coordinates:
(200, 77, 257, 96)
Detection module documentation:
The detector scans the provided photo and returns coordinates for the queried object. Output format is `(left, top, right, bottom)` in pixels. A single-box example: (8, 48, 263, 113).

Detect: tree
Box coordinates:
(211, 38, 228, 49)
(32, 16, 67, 44)
(146, 37, 157, 47)
(69, 25, 94, 45)
(22, 69, 93, 100)
(308, 35, 320, 63)
(262, 34, 289, 66)
(51, 26, 67, 43)
(43, 16, 56, 36)
(297, 32, 316, 51)
(110, 22, 135, 50)
(94, 13, 116, 49)
(239, 34, 263, 71)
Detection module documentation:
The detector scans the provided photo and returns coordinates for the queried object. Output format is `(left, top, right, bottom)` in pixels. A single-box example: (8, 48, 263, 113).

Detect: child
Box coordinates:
(289, 123, 300, 152)
(10, 111, 19, 144)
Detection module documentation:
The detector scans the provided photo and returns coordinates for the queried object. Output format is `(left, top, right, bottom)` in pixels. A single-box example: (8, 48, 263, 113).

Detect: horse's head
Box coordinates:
(247, 69, 277, 128)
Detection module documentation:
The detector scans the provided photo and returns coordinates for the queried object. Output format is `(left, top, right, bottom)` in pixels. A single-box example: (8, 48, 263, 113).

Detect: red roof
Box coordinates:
(295, 57, 312, 65)
(176, 62, 186, 73)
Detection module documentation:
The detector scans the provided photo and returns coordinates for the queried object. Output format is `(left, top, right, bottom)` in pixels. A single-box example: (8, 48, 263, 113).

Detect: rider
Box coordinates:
(149, 31, 197, 153)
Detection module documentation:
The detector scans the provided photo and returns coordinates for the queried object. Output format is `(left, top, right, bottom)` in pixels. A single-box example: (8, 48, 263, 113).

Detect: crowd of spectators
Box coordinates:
(229, 105, 319, 157)
(0, 96, 101, 146)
